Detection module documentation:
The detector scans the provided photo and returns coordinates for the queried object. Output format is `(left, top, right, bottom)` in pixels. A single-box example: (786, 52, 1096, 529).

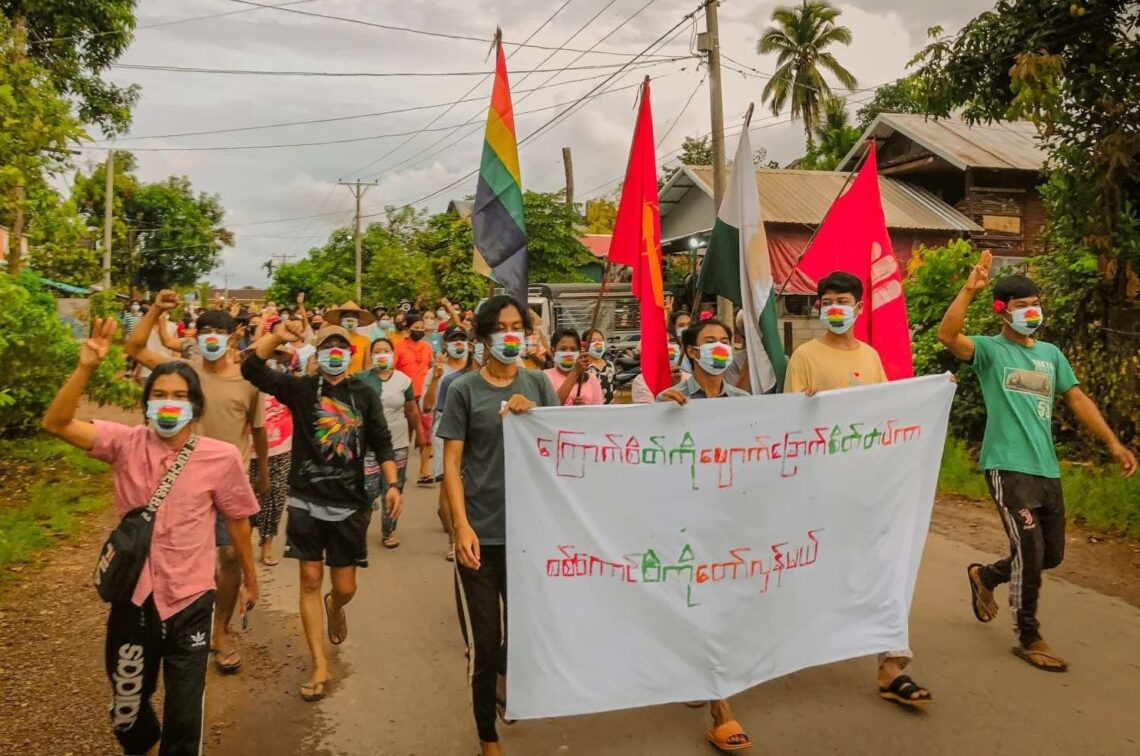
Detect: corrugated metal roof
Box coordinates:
(839, 113, 1046, 171)
(680, 166, 982, 232)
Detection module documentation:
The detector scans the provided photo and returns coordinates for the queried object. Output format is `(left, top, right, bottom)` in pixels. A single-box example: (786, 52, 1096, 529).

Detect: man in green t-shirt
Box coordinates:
(938, 250, 1136, 673)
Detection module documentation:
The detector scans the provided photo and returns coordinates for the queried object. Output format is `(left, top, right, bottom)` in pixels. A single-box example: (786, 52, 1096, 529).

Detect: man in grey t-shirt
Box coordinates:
(437, 368, 558, 545)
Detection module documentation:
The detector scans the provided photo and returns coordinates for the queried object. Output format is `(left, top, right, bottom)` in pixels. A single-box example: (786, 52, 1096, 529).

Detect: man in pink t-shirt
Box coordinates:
(42, 317, 259, 756)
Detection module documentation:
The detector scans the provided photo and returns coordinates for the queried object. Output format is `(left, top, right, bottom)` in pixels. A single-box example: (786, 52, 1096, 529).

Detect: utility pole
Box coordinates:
(339, 179, 378, 302)
(562, 147, 575, 209)
(102, 151, 114, 291)
(699, 0, 732, 324)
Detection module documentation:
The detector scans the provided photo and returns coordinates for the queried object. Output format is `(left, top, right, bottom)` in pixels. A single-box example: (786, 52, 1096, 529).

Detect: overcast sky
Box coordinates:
(91, 0, 995, 288)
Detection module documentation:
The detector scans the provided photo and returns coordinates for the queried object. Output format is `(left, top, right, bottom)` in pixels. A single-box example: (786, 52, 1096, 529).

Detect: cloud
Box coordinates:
(98, 0, 993, 287)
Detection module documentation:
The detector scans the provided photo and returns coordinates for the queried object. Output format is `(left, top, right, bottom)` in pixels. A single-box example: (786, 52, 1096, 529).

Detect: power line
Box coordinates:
(343, 0, 626, 181)
(225, 0, 679, 59)
(111, 58, 688, 78)
(25, 0, 320, 47)
(656, 72, 706, 149)
(88, 76, 656, 152)
(108, 68, 657, 141)
(335, 0, 580, 180)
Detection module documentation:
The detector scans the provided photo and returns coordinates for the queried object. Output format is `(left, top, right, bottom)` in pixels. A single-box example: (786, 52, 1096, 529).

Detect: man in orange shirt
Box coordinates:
(323, 301, 374, 374)
(395, 312, 434, 484)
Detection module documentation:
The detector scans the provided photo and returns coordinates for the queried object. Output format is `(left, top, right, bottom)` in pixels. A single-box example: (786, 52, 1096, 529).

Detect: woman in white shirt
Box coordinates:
(631, 331, 689, 403)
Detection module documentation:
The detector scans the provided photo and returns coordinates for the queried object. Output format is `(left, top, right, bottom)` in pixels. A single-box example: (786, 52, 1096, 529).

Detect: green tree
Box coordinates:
(0, 15, 87, 275)
(758, 0, 858, 147)
(1, 0, 139, 134)
(855, 74, 929, 132)
(523, 191, 592, 284)
(585, 197, 617, 233)
(72, 152, 233, 292)
(795, 95, 861, 169)
(419, 211, 486, 307)
(912, 0, 1140, 452)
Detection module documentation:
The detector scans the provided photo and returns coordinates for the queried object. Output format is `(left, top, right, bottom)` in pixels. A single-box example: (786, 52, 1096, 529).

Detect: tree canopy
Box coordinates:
(855, 75, 929, 132)
(795, 95, 861, 170)
(1, 0, 139, 134)
(758, 0, 857, 147)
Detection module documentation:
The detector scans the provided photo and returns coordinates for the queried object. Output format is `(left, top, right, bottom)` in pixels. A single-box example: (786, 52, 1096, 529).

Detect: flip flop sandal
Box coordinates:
(1012, 645, 1068, 673)
(213, 648, 242, 675)
(707, 720, 753, 752)
(300, 681, 327, 702)
(324, 592, 348, 645)
(967, 563, 998, 623)
(878, 674, 933, 707)
(416, 476, 435, 487)
(382, 534, 401, 549)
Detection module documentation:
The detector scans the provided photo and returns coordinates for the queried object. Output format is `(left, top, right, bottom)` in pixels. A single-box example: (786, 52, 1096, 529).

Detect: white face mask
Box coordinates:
(341, 317, 358, 332)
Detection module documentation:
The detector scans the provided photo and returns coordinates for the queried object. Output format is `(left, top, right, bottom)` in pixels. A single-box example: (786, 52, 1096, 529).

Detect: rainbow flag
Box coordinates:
(472, 30, 528, 306)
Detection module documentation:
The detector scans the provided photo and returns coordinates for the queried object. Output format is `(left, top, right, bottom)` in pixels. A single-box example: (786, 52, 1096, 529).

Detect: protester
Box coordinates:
(122, 299, 142, 338)
(125, 290, 268, 676)
(242, 320, 401, 702)
(938, 251, 1136, 673)
(249, 342, 298, 566)
(323, 301, 375, 375)
(439, 295, 559, 756)
(394, 311, 435, 485)
(521, 330, 550, 371)
(432, 332, 480, 562)
(631, 332, 687, 403)
(422, 326, 472, 481)
(544, 327, 603, 406)
(658, 318, 753, 752)
(354, 337, 422, 548)
(582, 328, 616, 404)
(422, 309, 443, 354)
(784, 271, 932, 707)
(42, 318, 258, 756)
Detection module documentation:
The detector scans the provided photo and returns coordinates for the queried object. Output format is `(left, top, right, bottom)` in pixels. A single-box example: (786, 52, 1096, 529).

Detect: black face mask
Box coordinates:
(409, 330, 425, 341)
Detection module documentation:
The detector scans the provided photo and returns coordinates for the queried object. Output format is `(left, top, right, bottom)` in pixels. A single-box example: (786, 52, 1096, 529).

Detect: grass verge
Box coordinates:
(939, 436, 1140, 538)
(0, 434, 111, 576)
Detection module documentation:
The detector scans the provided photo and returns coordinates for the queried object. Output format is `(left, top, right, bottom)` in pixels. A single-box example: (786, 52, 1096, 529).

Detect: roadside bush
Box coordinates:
(0, 273, 138, 435)
(904, 239, 1001, 444)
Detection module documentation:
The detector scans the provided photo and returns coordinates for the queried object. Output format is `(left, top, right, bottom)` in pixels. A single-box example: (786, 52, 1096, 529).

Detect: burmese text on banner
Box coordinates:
(503, 375, 955, 719)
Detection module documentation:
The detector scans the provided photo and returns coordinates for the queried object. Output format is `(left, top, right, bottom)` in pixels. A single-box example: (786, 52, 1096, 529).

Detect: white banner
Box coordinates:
(503, 375, 955, 720)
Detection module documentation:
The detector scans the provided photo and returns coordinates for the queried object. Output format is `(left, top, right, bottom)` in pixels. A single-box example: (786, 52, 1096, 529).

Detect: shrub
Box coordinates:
(0, 273, 138, 435)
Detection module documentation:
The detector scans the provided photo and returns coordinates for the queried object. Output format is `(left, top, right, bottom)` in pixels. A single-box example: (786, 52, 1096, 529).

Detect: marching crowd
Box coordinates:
(39, 251, 1135, 755)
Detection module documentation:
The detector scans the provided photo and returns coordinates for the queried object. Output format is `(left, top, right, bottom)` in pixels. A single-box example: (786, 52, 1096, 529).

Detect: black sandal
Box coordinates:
(878, 674, 933, 708)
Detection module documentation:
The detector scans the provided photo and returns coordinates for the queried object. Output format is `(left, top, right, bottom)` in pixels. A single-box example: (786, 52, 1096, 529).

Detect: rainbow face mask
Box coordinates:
(1009, 306, 1043, 336)
(667, 344, 681, 367)
(318, 347, 349, 375)
(146, 399, 194, 438)
(587, 340, 606, 359)
(554, 350, 578, 371)
(820, 304, 856, 335)
(489, 332, 524, 363)
(198, 333, 227, 362)
(446, 342, 468, 359)
(372, 353, 394, 371)
(697, 342, 732, 376)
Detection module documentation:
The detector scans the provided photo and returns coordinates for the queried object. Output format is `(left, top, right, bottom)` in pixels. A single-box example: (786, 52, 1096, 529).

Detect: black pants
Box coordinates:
(105, 591, 214, 756)
(456, 545, 507, 743)
(979, 470, 1066, 646)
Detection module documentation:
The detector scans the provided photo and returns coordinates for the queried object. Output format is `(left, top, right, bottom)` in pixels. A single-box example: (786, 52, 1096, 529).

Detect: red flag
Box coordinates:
(797, 143, 914, 379)
(610, 78, 671, 396)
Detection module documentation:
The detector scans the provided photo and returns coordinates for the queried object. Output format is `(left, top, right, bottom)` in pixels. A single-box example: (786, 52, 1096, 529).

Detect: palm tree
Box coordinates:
(758, 1, 858, 148)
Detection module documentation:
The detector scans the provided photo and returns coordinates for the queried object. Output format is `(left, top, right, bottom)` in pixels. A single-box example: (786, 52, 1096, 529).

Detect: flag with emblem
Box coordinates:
(608, 77, 671, 397)
(472, 29, 528, 306)
(696, 107, 787, 393)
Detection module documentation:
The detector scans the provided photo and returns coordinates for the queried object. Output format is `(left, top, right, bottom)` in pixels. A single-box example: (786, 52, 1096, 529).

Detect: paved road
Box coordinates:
(219, 453, 1140, 756)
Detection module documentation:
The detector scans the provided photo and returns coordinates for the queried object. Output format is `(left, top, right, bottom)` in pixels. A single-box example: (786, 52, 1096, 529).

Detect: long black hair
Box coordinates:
(141, 361, 206, 420)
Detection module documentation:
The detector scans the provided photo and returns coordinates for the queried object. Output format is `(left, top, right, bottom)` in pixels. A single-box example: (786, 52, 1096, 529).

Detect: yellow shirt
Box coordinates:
(785, 339, 887, 393)
(348, 332, 373, 375)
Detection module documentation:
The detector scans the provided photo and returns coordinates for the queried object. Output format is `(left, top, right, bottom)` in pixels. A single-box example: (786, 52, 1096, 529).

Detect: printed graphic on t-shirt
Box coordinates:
(1002, 367, 1053, 398)
(848, 371, 863, 386)
(314, 395, 360, 461)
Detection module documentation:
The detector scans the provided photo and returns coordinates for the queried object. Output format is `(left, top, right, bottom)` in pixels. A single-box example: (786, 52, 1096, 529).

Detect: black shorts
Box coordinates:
(284, 505, 372, 568)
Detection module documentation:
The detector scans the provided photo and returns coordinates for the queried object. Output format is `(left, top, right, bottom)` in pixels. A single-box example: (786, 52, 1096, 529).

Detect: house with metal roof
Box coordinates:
(659, 164, 982, 296)
(838, 113, 1048, 259)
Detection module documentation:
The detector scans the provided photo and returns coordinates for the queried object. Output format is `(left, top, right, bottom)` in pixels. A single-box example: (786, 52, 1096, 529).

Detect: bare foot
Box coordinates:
(480, 741, 504, 756)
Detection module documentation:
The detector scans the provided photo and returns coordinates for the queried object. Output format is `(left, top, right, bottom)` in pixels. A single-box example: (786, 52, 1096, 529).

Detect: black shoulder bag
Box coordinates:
(93, 435, 199, 603)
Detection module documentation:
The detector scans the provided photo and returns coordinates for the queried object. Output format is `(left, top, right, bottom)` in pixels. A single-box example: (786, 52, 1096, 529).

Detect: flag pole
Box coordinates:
(774, 137, 873, 297)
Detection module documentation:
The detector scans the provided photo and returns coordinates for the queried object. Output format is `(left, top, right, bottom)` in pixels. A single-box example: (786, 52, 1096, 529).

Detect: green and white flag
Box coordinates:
(696, 120, 787, 393)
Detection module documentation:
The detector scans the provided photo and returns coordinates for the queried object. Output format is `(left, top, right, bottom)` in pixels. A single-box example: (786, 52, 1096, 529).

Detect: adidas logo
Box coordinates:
(189, 631, 207, 649)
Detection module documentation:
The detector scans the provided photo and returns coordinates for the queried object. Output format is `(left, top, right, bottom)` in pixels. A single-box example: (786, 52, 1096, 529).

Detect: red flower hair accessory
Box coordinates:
(992, 300, 1007, 313)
